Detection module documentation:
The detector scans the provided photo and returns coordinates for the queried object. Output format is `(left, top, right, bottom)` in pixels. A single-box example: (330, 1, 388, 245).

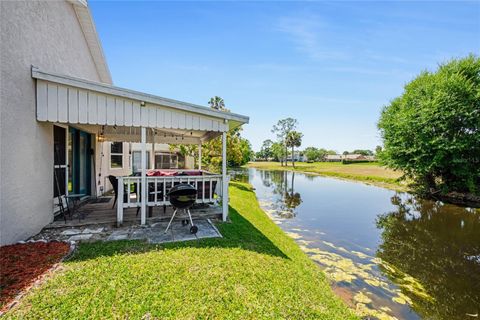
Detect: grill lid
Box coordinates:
(168, 183, 197, 208)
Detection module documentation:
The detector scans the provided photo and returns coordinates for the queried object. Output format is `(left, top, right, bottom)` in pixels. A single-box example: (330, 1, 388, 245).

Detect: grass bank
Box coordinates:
(248, 161, 406, 191)
(6, 182, 357, 319)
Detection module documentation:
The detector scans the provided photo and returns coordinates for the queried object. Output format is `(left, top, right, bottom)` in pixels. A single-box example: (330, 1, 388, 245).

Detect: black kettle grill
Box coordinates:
(164, 183, 198, 234)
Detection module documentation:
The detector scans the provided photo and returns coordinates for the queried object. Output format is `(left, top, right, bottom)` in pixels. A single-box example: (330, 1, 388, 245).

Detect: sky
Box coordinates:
(90, 1, 480, 152)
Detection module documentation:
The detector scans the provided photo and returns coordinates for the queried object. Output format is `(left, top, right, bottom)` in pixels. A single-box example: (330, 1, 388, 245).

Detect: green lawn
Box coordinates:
(248, 161, 406, 191)
(6, 182, 357, 319)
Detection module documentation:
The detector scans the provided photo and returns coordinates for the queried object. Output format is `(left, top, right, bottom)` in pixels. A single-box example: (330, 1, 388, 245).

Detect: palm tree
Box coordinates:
(285, 131, 303, 167)
(208, 96, 226, 111)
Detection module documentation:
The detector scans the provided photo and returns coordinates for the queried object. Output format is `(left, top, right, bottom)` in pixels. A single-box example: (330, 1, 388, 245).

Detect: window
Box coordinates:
(154, 153, 185, 169)
(132, 151, 150, 173)
(110, 142, 123, 169)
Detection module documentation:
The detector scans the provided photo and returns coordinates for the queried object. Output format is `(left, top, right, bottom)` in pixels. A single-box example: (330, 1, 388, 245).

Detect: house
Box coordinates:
(325, 155, 343, 162)
(0, 0, 248, 245)
(286, 151, 304, 162)
(342, 154, 376, 162)
(343, 154, 368, 161)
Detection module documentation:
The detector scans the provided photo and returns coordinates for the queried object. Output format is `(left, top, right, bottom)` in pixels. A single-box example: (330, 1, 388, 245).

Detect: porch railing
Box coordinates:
(116, 174, 224, 225)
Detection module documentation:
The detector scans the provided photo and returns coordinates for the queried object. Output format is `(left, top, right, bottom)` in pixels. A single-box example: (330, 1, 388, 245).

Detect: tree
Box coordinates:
(304, 147, 319, 162)
(272, 118, 298, 166)
(303, 147, 336, 162)
(375, 145, 383, 155)
(258, 139, 274, 161)
(321, 149, 337, 160)
(326, 150, 337, 155)
(208, 96, 225, 111)
(271, 142, 286, 164)
(239, 139, 253, 165)
(174, 96, 252, 171)
(285, 131, 303, 167)
(378, 55, 480, 195)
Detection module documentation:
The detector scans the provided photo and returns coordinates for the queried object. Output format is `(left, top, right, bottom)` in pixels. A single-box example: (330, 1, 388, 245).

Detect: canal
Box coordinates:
(231, 168, 480, 320)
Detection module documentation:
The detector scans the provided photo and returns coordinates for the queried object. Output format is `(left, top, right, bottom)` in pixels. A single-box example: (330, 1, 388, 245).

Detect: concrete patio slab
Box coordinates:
(148, 231, 174, 244)
(82, 227, 105, 234)
(61, 229, 82, 236)
(31, 219, 222, 245)
(68, 234, 93, 241)
(107, 230, 130, 241)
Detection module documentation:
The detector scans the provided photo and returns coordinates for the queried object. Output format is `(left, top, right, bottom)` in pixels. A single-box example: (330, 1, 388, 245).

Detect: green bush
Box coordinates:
(378, 55, 480, 194)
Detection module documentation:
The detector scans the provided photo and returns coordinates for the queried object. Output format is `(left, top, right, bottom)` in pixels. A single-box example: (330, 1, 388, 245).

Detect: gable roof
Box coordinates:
(68, 0, 112, 84)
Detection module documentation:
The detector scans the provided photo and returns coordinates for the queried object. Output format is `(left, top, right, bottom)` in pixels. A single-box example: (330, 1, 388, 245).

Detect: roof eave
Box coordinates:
(32, 67, 249, 125)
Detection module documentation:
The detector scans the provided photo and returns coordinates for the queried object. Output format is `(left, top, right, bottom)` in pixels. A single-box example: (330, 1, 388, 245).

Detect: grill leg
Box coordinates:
(186, 209, 194, 227)
(164, 208, 178, 234)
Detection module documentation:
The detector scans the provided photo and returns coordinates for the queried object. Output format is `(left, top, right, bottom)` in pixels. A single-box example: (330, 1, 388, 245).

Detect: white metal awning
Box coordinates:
(32, 67, 249, 144)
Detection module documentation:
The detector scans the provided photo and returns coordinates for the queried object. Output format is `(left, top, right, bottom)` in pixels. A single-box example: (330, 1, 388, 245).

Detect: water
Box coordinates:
(230, 168, 480, 320)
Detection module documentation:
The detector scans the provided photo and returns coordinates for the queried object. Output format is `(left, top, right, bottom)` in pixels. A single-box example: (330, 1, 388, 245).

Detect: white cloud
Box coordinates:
(276, 13, 350, 61)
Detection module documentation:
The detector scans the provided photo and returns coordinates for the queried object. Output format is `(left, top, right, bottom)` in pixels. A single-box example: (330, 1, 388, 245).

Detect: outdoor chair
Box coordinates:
(108, 175, 121, 209)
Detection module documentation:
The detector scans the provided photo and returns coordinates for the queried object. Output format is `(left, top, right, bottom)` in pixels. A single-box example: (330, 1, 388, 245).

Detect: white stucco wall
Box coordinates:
(96, 141, 132, 195)
(0, 1, 105, 245)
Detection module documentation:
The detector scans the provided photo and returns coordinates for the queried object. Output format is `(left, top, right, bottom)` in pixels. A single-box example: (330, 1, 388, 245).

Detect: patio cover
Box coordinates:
(32, 67, 249, 223)
(32, 67, 248, 142)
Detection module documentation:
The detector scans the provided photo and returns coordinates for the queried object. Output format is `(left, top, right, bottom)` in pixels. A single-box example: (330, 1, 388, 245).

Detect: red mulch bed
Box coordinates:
(0, 241, 70, 311)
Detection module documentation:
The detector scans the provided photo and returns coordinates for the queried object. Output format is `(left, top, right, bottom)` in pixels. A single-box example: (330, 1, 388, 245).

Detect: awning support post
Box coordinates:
(198, 143, 202, 170)
(117, 176, 124, 226)
(141, 127, 147, 225)
(221, 123, 228, 221)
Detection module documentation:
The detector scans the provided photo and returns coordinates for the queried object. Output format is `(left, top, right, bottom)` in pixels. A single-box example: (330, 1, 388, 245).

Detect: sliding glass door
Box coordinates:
(68, 128, 91, 195)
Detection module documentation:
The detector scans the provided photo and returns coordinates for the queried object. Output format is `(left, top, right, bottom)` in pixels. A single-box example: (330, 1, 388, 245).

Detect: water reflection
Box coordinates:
(376, 194, 480, 319)
(240, 167, 480, 320)
(241, 169, 303, 219)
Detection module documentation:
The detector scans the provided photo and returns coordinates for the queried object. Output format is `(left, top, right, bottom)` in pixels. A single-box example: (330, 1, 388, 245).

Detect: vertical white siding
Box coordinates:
(36, 82, 228, 132)
(57, 86, 68, 122)
(36, 80, 48, 121)
(47, 83, 57, 121)
(106, 96, 115, 125)
(87, 92, 97, 124)
(124, 100, 133, 126)
(132, 101, 141, 126)
(115, 98, 124, 125)
(78, 89, 88, 123)
(97, 94, 106, 124)
(68, 87, 78, 123)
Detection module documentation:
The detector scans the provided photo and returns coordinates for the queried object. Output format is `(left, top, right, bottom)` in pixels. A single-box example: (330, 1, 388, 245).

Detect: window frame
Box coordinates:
(110, 142, 124, 169)
(154, 152, 183, 169)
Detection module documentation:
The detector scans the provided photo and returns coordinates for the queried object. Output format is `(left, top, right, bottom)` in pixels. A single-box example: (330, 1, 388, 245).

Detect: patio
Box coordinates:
(49, 195, 223, 227)
(32, 67, 249, 229)
(31, 218, 222, 244)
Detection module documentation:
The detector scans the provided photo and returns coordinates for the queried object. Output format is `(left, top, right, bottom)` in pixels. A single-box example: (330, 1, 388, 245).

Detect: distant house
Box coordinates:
(286, 151, 304, 162)
(325, 155, 343, 162)
(324, 154, 376, 162)
(343, 154, 367, 161)
(343, 154, 377, 162)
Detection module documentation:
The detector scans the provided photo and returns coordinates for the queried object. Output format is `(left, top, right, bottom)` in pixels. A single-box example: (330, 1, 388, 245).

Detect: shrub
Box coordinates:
(378, 55, 480, 194)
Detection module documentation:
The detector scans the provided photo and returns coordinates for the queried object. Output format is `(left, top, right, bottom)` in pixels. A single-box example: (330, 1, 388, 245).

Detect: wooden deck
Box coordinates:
(48, 197, 222, 228)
